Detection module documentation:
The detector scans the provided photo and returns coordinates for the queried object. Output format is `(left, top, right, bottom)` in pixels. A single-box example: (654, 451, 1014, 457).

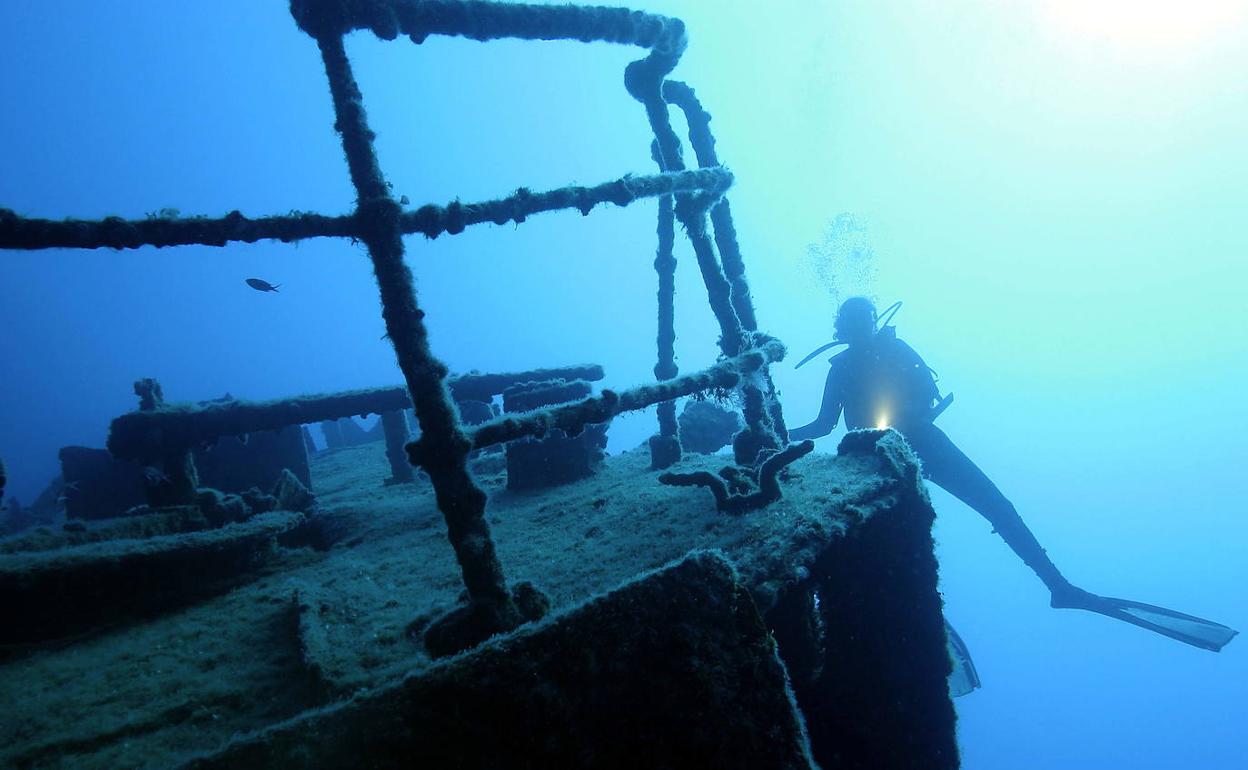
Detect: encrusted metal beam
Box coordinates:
(648, 137, 681, 469)
(438, 341, 785, 456)
(307, 15, 524, 646)
(290, 0, 686, 59)
(662, 80, 756, 332)
(106, 365, 604, 462)
(660, 78, 790, 456)
(0, 169, 729, 251)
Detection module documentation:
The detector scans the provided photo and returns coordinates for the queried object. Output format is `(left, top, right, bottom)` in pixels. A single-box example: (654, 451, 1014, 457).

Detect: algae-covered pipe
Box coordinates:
(300, 9, 522, 640)
(625, 58, 782, 463)
(109, 387, 415, 462)
(661, 80, 756, 333)
(381, 410, 415, 485)
(431, 342, 786, 457)
(621, 46, 783, 465)
(0, 170, 728, 251)
(108, 366, 604, 462)
(0, 208, 355, 251)
(449, 365, 603, 402)
(625, 63, 744, 360)
(291, 0, 686, 54)
(662, 80, 790, 445)
(649, 141, 681, 469)
(398, 168, 731, 239)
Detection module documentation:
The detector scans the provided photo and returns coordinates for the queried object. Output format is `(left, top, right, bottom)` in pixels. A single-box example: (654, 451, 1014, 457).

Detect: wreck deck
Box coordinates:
(0, 431, 956, 769)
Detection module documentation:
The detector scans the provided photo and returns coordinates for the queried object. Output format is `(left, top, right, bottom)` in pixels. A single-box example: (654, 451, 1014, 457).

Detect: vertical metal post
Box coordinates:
(381, 410, 415, 484)
(649, 144, 681, 469)
(626, 56, 781, 464)
(307, 27, 521, 645)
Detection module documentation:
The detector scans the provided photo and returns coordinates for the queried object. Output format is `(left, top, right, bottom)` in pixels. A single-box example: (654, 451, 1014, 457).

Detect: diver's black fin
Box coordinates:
(945, 620, 981, 698)
(1077, 595, 1238, 652)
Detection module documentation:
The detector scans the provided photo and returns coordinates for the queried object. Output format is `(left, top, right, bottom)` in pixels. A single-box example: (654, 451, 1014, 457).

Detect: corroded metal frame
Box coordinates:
(0, 0, 789, 651)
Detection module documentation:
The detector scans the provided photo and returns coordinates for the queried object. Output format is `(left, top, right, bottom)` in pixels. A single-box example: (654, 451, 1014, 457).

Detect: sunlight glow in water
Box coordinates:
(1042, 0, 1247, 50)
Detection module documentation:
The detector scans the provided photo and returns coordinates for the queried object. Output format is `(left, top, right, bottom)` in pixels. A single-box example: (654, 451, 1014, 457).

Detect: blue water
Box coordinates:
(1, 2, 1245, 767)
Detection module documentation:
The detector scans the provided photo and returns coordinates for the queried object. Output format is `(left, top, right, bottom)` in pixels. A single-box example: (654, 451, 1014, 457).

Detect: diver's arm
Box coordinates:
(788, 366, 842, 441)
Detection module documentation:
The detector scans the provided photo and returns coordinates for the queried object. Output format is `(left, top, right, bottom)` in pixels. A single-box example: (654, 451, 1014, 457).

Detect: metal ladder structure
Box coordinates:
(0, 0, 795, 655)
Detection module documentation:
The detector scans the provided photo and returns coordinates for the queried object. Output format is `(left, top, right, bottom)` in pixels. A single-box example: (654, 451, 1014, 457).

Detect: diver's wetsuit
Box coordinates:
(790, 331, 1070, 592)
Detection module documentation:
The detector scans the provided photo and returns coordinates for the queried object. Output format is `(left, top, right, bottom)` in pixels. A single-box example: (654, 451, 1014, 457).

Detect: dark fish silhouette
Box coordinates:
(246, 278, 280, 293)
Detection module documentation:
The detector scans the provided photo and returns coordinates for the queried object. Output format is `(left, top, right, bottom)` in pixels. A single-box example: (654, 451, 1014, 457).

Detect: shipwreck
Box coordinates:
(0, 1, 963, 767)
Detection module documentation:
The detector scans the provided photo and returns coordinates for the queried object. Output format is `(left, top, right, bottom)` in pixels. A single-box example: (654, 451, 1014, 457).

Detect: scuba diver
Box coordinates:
(790, 297, 1237, 652)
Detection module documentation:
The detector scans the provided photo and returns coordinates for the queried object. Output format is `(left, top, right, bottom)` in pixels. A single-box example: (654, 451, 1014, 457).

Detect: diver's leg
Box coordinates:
(900, 427, 1239, 647)
(902, 423, 1088, 605)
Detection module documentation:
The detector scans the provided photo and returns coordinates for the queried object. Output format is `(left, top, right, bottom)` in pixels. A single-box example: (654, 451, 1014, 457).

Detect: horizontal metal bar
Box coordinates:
(106, 364, 604, 460)
(0, 168, 730, 252)
(401, 166, 731, 238)
(0, 209, 354, 251)
(291, 0, 685, 58)
(407, 340, 786, 463)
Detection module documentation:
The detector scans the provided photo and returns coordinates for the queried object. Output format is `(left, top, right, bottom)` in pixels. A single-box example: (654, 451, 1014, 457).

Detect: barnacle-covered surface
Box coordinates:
(0, 433, 919, 769)
(184, 551, 820, 770)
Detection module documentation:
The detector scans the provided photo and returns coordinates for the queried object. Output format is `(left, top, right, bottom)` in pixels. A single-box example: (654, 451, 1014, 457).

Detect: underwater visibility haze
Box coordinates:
(1, 1, 1246, 768)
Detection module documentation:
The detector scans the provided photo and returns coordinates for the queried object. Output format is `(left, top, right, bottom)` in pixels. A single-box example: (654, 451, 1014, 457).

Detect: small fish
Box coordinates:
(57, 482, 80, 506)
(246, 278, 280, 293)
(143, 466, 170, 484)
